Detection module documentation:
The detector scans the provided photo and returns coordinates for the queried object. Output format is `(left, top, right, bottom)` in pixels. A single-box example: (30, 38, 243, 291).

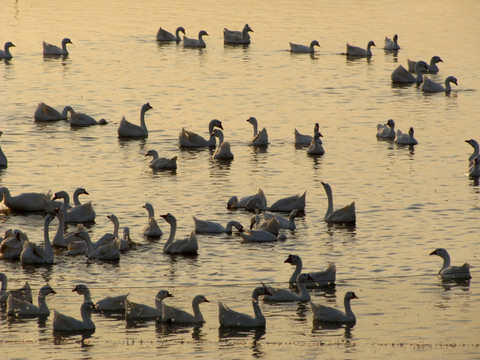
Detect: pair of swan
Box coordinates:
(0, 187, 59, 212)
(143, 202, 163, 237)
(408, 56, 443, 74)
(227, 188, 267, 211)
(117, 103, 152, 138)
(0, 273, 32, 306)
(263, 273, 313, 302)
(7, 284, 56, 317)
(125, 289, 172, 320)
(160, 213, 198, 254)
(224, 24, 253, 44)
(53, 301, 96, 332)
(145, 150, 178, 170)
(43, 38, 72, 56)
(157, 26, 185, 42)
(395, 127, 418, 145)
(306, 132, 325, 155)
(0, 41, 15, 59)
(421, 75, 458, 93)
(289, 40, 320, 54)
(321, 182, 356, 223)
(310, 291, 358, 323)
(295, 123, 320, 146)
(391, 61, 428, 83)
(384, 34, 400, 50)
(211, 129, 234, 160)
(52, 188, 96, 223)
(179, 119, 223, 147)
(376, 119, 396, 139)
(69, 108, 107, 127)
(34, 102, 73, 121)
(183, 30, 208, 48)
(73, 284, 129, 312)
(285, 254, 336, 286)
(0, 131, 7, 168)
(20, 213, 55, 265)
(346, 41, 375, 57)
(429, 248, 471, 281)
(247, 116, 268, 146)
(193, 216, 243, 233)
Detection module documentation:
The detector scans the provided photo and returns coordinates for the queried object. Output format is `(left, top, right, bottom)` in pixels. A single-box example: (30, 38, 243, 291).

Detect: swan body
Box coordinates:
(263, 273, 313, 302)
(34, 102, 73, 121)
(408, 56, 443, 73)
(310, 291, 358, 323)
(211, 129, 234, 160)
(179, 119, 223, 147)
(7, 284, 55, 316)
(251, 217, 280, 236)
(160, 213, 198, 254)
(376, 119, 396, 139)
(227, 188, 267, 210)
(75, 228, 121, 261)
(321, 182, 356, 223)
(193, 216, 243, 233)
(219, 285, 271, 327)
(20, 214, 55, 264)
(53, 301, 95, 332)
(162, 294, 209, 324)
(384, 34, 399, 50)
(0, 230, 28, 259)
(346, 41, 375, 57)
(395, 127, 417, 145)
(117, 103, 152, 138)
(391, 61, 428, 83)
(466, 139, 480, 166)
(73, 284, 129, 312)
(295, 123, 320, 145)
(429, 248, 471, 281)
(69, 109, 107, 127)
(306, 132, 325, 155)
(43, 38, 72, 56)
(183, 30, 208, 48)
(142, 203, 163, 237)
(0, 187, 60, 212)
(468, 157, 480, 177)
(247, 116, 269, 146)
(145, 150, 177, 170)
(289, 40, 320, 54)
(157, 26, 185, 42)
(0, 131, 7, 168)
(125, 289, 172, 320)
(285, 254, 336, 286)
(262, 210, 298, 230)
(0, 274, 32, 306)
(240, 228, 279, 243)
(53, 189, 96, 223)
(0, 41, 15, 58)
(224, 24, 253, 44)
(421, 75, 458, 93)
(269, 191, 306, 212)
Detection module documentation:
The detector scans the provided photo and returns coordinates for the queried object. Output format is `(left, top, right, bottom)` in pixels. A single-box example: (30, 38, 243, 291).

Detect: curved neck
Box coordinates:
(164, 219, 177, 252)
(83, 233, 94, 256)
(150, 151, 159, 160)
(146, 206, 155, 218)
(297, 281, 310, 301)
(414, 70, 423, 82)
(82, 289, 92, 302)
(111, 218, 120, 238)
(54, 211, 66, 239)
(440, 253, 451, 273)
(81, 306, 94, 327)
(43, 218, 53, 255)
(61, 107, 71, 119)
(325, 189, 334, 218)
(251, 299, 264, 320)
(344, 297, 354, 319)
(216, 132, 224, 146)
(175, 28, 182, 41)
(242, 28, 250, 40)
(192, 300, 204, 322)
(444, 79, 452, 92)
(139, 108, 148, 130)
(251, 122, 258, 136)
(289, 260, 302, 284)
(59, 192, 70, 212)
(38, 292, 49, 311)
(73, 189, 83, 206)
(62, 42, 68, 52)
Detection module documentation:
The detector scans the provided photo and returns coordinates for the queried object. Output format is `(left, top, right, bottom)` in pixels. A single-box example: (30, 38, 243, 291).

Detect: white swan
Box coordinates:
(52, 208, 78, 248)
(162, 294, 209, 324)
(346, 41, 375, 57)
(310, 291, 358, 323)
(421, 75, 458, 93)
(157, 26, 186, 42)
(227, 188, 267, 210)
(250, 217, 280, 236)
(321, 182, 356, 223)
(20, 213, 55, 264)
(466, 139, 479, 166)
(34, 102, 73, 121)
(0, 131, 7, 168)
(285, 254, 336, 286)
(306, 132, 325, 155)
(0, 274, 32, 305)
(69, 108, 107, 127)
(262, 210, 298, 230)
(295, 123, 320, 146)
(211, 129, 234, 160)
(145, 150, 177, 170)
(0, 229, 28, 259)
(7, 284, 56, 316)
(263, 273, 313, 302)
(142, 203, 163, 237)
(53, 301, 95, 332)
(247, 116, 269, 146)
(240, 228, 279, 243)
(75, 228, 121, 261)
(395, 127, 417, 145)
(53, 189, 96, 223)
(376, 119, 396, 139)
(160, 213, 198, 254)
(72, 284, 129, 312)
(43, 38, 72, 56)
(429, 248, 471, 281)
(468, 157, 480, 177)
(0, 41, 15, 59)
(193, 216, 243, 233)
(0, 187, 59, 213)
(269, 191, 306, 212)
(384, 34, 399, 50)
(289, 40, 320, 54)
(224, 24, 253, 44)
(179, 119, 223, 147)
(125, 289, 172, 320)
(218, 285, 271, 327)
(117, 103, 152, 138)
(408, 56, 443, 73)
(183, 30, 208, 48)
(391, 61, 428, 83)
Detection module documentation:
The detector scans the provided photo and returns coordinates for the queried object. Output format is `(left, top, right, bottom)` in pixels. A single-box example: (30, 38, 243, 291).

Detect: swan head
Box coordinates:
(52, 191, 68, 201)
(321, 181, 332, 193)
(107, 214, 118, 223)
(227, 196, 238, 210)
(62, 38, 73, 46)
(386, 119, 395, 128)
(431, 55, 443, 64)
(155, 289, 173, 301)
(313, 132, 323, 140)
(177, 26, 186, 35)
(143, 202, 153, 210)
(76, 188, 89, 196)
(466, 139, 479, 148)
(314, 123, 320, 132)
(193, 295, 209, 304)
(141, 103, 153, 113)
(246, 116, 258, 126)
(81, 301, 96, 311)
(145, 149, 158, 157)
(430, 248, 449, 258)
(446, 76, 458, 86)
(408, 127, 414, 136)
(310, 40, 320, 48)
(244, 24, 253, 32)
(368, 40, 376, 47)
(345, 291, 359, 301)
(40, 284, 56, 296)
(72, 284, 90, 295)
(160, 213, 176, 225)
(4, 42, 15, 49)
(209, 119, 223, 130)
(393, 34, 398, 42)
(284, 254, 301, 265)
(297, 273, 314, 283)
(199, 30, 209, 37)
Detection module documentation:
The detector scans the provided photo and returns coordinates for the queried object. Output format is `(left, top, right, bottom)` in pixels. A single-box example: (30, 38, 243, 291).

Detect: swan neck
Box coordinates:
(251, 299, 264, 320)
(445, 80, 451, 92)
(44, 218, 53, 255)
(140, 108, 148, 130)
(344, 298, 354, 318)
(61, 107, 71, 119)
(290, 260, 303, 284)
(192, 300, 204, 321)
(55, 211, 66, 238)
(83, 233, 94, 256)
(146, 207, 155, 218)
(112, 218, 120, 238)
(0, 275, 7, 294)
(440, 252, 451, 272)
(252, 122, 258, 136)
(216, 132, 224, 145)
(73, 189, 82, 206)
(59, 192, 70, 212)
(164, 219, 177, 252)
(38, 292, 49, 311)
(297, 281, 310, 300)
(81, 306, 94, 326)
(325, 190, 334, 218)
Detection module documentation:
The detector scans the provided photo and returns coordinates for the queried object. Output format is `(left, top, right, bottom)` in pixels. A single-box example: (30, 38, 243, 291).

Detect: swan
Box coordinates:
(384, 34, 400, 50)
(0, 274, 32, 306)
(429, 248, 471, 281)
(421, 75, 458, 93)
(179, 119, 223, 147)
(162, 294, 209, 324)
(183, 30, 208, 48)
(295, 123, 320, 146)
(227, 188, 267, 210)
(468, 157, 480, 177)
(53, 301, 96, 332)
(376, 119, 396, 139)
(285, 254, 336, 286)
(262, 210, 298, 230)
(211, 129, 234, 160)
(117, 103, 152, 138)
(157, 26, 186, 42)
(321, 182, 356, 223)
(263, 273, 313, 302)
(160, 213, 198, 254)
(346, 41, 375, 57)
(0, 41, 15, 59)
(0, 131, 7, 168)
(0, 187, 60, 213)
(68, 108, 107, 127)
(269, 191, 306, 212)
(34, 102, 73, 122)
(75, 228, 121, 261)
(7, 284, 56, 316)
(193, 216, 243, 233)
(224, 24, 253, 44)
(125, 289, 173, 320)
(306, 132, 325, 155)
(96, 214, 121, 247)
(250, 217, 280, 236)
(53, 189, 96, 223)
(240, 227, 280, 243)
(145, 150, 177, 170)
(289, 40, 320, 54)
(391, 61, 428, 83)
(0, 229, 28, 259)
(395, 127, 417, 145)
(466, 139, 479, 166)
(66, 215, 118, 255)
(247, 116, 269, 146)
(52, 208, 79, 248)
(72, 284, 129, 312)
(408, 56, 443, 73)
(20, 213, 55, 264)
(310, 291, 358, 323)
(218, 285, 271, 327)
(43, 38, 72, 56)
(142, 202, 163, 237)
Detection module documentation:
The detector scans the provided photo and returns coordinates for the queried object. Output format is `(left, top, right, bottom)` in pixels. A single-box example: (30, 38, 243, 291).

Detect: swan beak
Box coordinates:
(284, 255, 293, 263)
(160, 214, 168, 219)
(429, 250, 437, 255)
(72, 286, 78, 292)
(352, 294, 359, 299)
(203, 298, 210, 303)
(51, 289, 57, 295)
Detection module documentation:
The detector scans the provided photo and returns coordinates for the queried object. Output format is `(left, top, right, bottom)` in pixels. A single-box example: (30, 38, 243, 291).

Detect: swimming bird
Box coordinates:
(384, 34, 399, 50)
(72, 284, 129, 312)
(74, 228, 121, 261)
(183, 30, 208, 48)
(43, 38, 72, 56)
(53, 189, 96, 223)
(157, 26, 186, 42)
(227, 188, 267, 210)
(391, 61, 428, 83)
(321, 182, 356, 223)
(0, 187, 59, 213)
(162, 294, 209, 324)
(125, 289, 172, 320)
(429, 248, 471, 281)
(145, 150, 177, 170)
(0, 41, 15, 59)
(20, 213, 55, 265)
(250, 216, 280, 236)
(211, 129, 234, 160)
(0, 230, 28, 259)
(0, 274, 32, 306)
(240, 227, 280, 243)
(193, 216, 243, 233)
(306, 132, 324, 155)
(295, 123, 320, 146)
(7, 284, 55, 316)
(376, 119, 396, 139)
(408, 56, 443, 73)
(421, 75, 458, 93)
(268, 191, 306, 212)
(224, 24, 253, 44)
(285, 254, 336, 286)
(262, 273, 313, 302)
(289, 40, 320, 54)
(247, 116, 268, 146)
(262, 210, 298, 230)
(160, 213, 198, 254)
(69, 109, 107, 127)
(346, 40, 375, 57)
(117, 103, 152, 138)
(466, 139, 479, 166)
(310, 291, 358, 323)
(0, 131, 7, 168)
(395, 127, 417, 145)
(179, 119, 223, 147)
(142, 202, 163, 237)
(34, 102, 73, 121)
(53, 301, 96, 332)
